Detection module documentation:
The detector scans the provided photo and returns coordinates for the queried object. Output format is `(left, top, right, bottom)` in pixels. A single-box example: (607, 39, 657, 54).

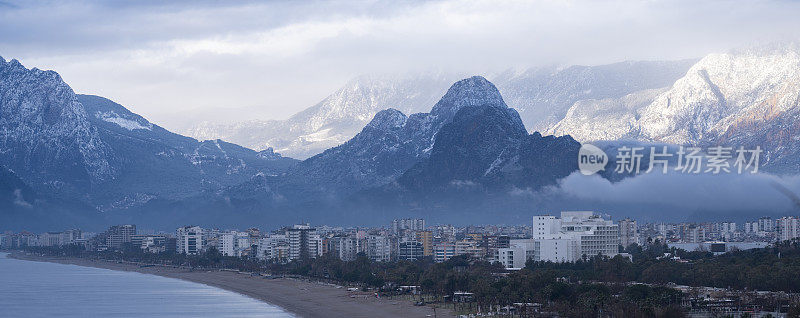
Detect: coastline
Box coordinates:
(8, 252, 452, 318)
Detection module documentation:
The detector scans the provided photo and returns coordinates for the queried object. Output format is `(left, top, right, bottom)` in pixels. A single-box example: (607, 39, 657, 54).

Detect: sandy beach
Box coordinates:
(8, 252, 453, 318)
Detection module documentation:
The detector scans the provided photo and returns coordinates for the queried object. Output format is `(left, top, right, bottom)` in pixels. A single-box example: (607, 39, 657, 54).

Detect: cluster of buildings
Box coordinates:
(175, 212, 621, 269)
(4, 212, 800, 271)
(634, 216, 800, 246)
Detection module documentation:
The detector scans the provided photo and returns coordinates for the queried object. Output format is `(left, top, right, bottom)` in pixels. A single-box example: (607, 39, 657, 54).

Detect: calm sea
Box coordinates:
(0, 252, 293, 317)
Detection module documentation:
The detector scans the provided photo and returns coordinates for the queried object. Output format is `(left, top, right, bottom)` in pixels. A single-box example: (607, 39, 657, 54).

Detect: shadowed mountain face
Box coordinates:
(131, 77, 584, 228)
(0, 57, 114, 196)
(0, 57, 299, 229)
(16, 47, 800, 229)
(0, 164, 101, 232)
(398, 104, 579, 193)
(274, 76, 514, 200)
(77, 94, 297, 209)
(92, 75, 585, 228)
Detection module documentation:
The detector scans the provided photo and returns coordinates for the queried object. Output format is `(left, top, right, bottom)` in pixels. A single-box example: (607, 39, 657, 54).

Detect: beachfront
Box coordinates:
(8, 252, 452, 318)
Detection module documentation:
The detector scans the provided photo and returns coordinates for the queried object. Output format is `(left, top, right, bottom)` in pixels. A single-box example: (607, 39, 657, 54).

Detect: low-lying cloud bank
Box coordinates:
(529, 171, 800, 221)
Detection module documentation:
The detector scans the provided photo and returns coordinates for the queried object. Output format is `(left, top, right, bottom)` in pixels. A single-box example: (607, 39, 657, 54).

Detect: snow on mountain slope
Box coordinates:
(0, 56, 115, 192)
(96, 110, 153, 131)
(637, 45, 800, 144)
(545, 43, 800, 171)
(492, 60, 697, 133)
(186, 72, 463, 159)
(547, 88, 666, 141)
(277, 76, 510, 199)
(0, 56, 298, 212)
(548, 44, 800, 145)
(185, 61, 694, 159)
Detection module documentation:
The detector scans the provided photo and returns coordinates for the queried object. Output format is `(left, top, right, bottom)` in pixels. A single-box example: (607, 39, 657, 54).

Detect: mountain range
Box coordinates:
(185, 60, 695, 159)
(549, 44, 800, 172)
(3, 44, 800, 231)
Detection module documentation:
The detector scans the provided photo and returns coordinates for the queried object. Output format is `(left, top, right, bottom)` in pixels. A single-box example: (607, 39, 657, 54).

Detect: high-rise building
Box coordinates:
(414, 231, 434, 256)
(776, 217, 800, 242)
(257, 234, 289, 262)
(176, 226, 204, 255)
(220, 231, 250, 257)
(392, 219, 425, 234)
(287, 224, 319, 261)
(618, 218, 639, 248)
(330, 236, 359, 261)
(758, 217, 774, 233)
(366, 235, 391, 262)
(455, 239, 483, 259)
(106, 225, 136, 249)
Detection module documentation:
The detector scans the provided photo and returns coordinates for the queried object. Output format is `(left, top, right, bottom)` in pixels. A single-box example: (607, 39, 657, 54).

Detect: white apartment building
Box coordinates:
(257, 234, 290, 262)
(330, 236, 359, 261)
(528, 211, 619, 263)
(392, 218, 425, 234)
(759, 217, 774, 233)
(219, 231, 251, 257)
(37, 229, 82, 247)
(287, 224, 320, 261)
(176, 226, 204, 255)
(776, 217, 800, 242)
(495, 247, 526, 270)
(366, 235, 391, 262)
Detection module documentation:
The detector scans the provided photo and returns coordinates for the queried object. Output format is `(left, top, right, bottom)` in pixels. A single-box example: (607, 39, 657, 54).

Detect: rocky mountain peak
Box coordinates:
(366, 108, 408, 132)
(0, 57, 115, 190)
(431, 76, 507, 118)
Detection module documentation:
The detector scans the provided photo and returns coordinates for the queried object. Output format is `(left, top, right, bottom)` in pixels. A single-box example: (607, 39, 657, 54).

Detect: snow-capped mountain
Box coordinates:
(184, 61, 694, 159)
(0, 56, 115, 195)
(638, 45, 800, 145)
(0, 57, 298, 215)
(548, 88, 666, 141)
(157, 76, 583, 226)
(493, 60, 697, 133)
(279, 76, 509, 199)
(548, 44, 800, 170)
(186, 72, 464, 159)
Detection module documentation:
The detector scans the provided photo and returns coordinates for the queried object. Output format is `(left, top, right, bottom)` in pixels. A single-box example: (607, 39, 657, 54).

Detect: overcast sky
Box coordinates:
(2, 0, 800, 130)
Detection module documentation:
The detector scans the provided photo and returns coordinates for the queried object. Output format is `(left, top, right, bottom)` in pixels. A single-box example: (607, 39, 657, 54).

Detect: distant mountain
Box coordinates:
(148, 76, 583, 227)
(186, 72, 463, 159)
(0, 57, 298, 223)
(184, 61, 694, 159)
(275, 76, 512, 200)
(493, 59, 697, 133)
(548, 44, 800, 171)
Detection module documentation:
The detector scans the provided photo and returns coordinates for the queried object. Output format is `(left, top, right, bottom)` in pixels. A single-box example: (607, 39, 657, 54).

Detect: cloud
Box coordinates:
(544, 170, 800, 219)
(2, 0, 800, 131)
(12, 189, 32, 208)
